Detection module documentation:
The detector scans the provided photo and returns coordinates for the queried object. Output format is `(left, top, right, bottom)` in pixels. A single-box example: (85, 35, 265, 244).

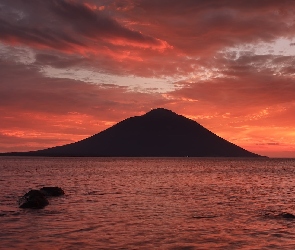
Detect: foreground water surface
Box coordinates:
(1, 157, 295, 249)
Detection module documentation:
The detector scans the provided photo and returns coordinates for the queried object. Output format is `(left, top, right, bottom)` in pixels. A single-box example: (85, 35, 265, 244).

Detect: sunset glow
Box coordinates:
(1, 0, 295, 157)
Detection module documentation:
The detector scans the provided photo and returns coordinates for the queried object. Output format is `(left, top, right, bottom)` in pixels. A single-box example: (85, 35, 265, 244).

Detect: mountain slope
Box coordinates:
(2, 108, 262, 157)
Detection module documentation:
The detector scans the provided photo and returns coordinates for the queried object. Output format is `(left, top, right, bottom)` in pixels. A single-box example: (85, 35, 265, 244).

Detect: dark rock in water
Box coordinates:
(40, 186, 64, 196)
(19, 190, 49, 209)
(263, 211, 295, 220)
(279, 212, 295, 219)
(19, 187, 64, 209)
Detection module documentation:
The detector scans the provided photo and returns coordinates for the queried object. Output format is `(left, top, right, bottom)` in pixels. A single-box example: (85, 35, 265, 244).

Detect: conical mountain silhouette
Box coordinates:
(3, 108, 262, 157)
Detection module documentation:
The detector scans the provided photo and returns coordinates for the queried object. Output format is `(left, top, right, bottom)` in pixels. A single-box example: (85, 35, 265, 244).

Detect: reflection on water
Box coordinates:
(1, 157, 295, 249)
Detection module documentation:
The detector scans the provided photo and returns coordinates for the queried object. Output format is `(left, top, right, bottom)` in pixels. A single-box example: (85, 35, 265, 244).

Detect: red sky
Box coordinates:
(1, 0, 295, 157)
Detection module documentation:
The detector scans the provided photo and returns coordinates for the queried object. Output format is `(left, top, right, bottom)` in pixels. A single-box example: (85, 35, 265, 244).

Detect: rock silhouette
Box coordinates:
(19, 190, 49, 209)
(263, 211, 295, 220)
(19, 187, 64, 209)
(40, 186, 65, 196)
(4, 108, 263, 157)
(279, 212, 295, 219)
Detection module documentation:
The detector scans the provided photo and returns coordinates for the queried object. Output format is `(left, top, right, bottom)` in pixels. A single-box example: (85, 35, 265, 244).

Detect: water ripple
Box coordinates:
(1, 157, 295, 249)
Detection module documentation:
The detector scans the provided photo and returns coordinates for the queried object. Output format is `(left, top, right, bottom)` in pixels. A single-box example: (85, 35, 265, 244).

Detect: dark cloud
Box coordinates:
(133, 0, 292, 14)
(34, 53, 86, 68)
(1, 0, 294, 76)
(50, 0, 161, 45)
(120, 0, 295, 56)
(0, 17, 85, 51)
(0, 0, 168, 55)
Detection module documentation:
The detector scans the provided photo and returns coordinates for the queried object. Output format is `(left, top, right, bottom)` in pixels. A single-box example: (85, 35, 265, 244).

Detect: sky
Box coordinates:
(1, 0, 295, 158)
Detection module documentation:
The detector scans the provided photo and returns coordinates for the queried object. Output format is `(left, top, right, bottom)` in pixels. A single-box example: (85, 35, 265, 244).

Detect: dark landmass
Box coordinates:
(1, 108, 264, 157)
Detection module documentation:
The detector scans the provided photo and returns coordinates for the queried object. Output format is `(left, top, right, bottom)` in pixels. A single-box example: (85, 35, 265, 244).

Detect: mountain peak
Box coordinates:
(1, 108, 263, 157)
(144, 108, 177, 117)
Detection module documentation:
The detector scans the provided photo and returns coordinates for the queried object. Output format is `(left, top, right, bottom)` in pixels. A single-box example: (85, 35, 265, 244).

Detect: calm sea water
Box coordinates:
(1, 157, 295, 249)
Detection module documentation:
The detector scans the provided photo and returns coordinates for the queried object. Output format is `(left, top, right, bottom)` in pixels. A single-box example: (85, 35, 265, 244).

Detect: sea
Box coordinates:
(1, 157, 295, 250)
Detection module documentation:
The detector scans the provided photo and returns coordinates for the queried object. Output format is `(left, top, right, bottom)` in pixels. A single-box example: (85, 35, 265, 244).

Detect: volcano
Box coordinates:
(2, 108, 262, 157)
